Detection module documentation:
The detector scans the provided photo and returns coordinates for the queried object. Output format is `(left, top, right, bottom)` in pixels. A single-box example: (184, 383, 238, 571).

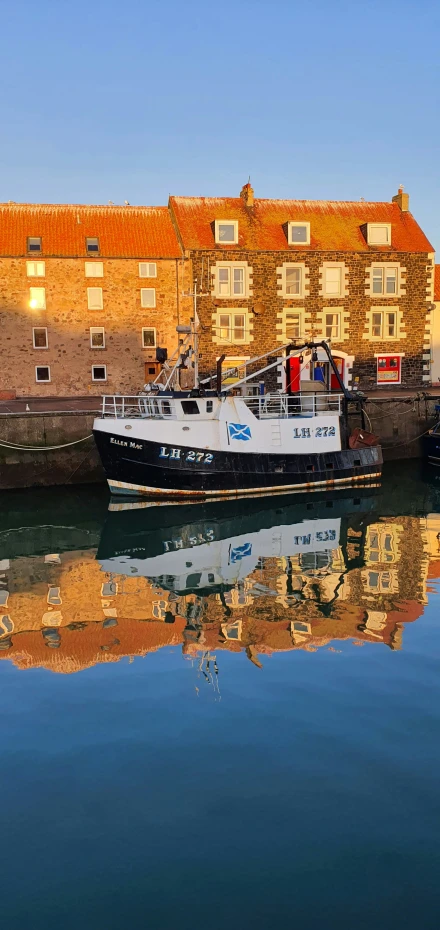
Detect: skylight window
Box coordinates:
(215, 221, 238, 244)
(288, 222, 310, 245)
(86, 237, 100, 253)
(367, 224, 391, 246)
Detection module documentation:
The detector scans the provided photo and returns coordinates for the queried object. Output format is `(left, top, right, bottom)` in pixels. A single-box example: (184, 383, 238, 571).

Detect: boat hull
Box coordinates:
(93, 428, 383, 498)
(423, 433, 440, 465)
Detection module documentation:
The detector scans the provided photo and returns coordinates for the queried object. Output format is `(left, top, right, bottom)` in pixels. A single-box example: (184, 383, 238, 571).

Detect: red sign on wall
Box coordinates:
(376, 355, 401, 384)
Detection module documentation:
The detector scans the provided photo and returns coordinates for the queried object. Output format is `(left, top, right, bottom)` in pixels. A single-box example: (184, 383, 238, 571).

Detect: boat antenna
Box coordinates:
(193, 279, 199, 389)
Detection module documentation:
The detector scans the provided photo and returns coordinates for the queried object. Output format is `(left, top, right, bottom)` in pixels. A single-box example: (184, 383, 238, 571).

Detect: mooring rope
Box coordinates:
(0, 434, 93, 452)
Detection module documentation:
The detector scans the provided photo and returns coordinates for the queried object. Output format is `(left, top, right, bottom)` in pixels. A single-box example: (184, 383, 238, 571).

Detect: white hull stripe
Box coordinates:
(108, 473, 382, 499)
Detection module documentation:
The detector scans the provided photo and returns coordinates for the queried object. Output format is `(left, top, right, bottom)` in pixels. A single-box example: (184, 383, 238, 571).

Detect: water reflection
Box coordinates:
(1, 470, 440, 675)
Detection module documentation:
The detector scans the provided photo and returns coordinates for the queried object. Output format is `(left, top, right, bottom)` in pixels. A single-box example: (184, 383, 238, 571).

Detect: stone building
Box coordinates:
(169, 184, 435, 390)
(0, 203, 190, 398)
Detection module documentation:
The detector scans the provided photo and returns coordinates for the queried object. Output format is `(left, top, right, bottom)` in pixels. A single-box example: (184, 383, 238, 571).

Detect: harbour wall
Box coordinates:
(0, 395, 438, 490)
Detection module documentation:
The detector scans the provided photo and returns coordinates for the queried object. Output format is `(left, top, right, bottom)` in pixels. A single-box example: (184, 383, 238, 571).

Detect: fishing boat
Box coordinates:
(93, 323, 382, 499)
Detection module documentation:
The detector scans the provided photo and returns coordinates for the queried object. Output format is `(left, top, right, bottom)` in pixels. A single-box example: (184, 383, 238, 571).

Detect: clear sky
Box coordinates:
(1, 0, 439, 247)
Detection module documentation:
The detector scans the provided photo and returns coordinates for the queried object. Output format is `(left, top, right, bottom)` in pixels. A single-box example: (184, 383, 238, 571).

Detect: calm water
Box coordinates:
(1, 463, 440, 929)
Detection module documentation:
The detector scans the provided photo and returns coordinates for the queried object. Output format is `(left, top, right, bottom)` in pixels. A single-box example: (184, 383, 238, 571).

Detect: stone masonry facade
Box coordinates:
(187, 248, 433, 389)
(0, 256, 190, 396)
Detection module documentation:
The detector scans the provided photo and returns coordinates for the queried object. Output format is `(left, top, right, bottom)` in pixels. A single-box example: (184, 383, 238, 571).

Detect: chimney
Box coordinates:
(240, 181, 254, 208)
(392, 185, 409, 212)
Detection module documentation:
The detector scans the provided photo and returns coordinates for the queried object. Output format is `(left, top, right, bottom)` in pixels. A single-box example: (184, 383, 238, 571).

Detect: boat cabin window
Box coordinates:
(181, 400, 200, 415)
(206, 400, 213, 413)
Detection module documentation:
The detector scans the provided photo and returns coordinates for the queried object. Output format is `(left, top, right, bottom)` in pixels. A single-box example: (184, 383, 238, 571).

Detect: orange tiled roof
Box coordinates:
(435, 265, 440, 301)
(170, 196, 433, 253)
(0, 203, 181, 258)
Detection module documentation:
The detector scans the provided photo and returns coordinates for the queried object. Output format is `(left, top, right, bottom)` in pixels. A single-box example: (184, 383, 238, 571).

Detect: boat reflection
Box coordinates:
(1, 482, 439, 675)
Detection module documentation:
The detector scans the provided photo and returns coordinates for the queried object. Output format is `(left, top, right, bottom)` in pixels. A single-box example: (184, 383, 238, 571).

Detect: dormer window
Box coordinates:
(367, 224, 391, 246)
(215, 221, 238, 244)
(27, 237, 42, 253)
(86, 237, 100, 253)
(288, 222, 310, 245)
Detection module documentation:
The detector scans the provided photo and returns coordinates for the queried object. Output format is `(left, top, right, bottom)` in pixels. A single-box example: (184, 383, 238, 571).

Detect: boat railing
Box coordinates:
(101, 395, 177, 419)
(241, 392, 342, 418)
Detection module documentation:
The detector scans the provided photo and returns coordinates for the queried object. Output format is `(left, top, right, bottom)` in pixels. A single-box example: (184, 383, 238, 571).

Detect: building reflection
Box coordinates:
(0, 494, 438, 674)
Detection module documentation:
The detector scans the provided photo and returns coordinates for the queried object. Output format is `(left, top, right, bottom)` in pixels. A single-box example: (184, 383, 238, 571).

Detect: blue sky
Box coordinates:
(1, 0, 439, 246)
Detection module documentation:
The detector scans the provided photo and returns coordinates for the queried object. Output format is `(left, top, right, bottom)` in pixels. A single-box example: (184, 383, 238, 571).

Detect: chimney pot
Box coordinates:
(392, 185, 409, 212)
(240, 182, 254, 208)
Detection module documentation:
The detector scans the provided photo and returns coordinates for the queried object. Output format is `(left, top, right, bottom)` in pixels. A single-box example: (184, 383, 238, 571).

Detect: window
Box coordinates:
(284, 310, 302, 341)
(47, 586, 62, 606)
(142, 327, 156, 348)
(139, 262, 157, 278)
(367, 224, 391, 245)
(92, 365, 107, 382)
(221, 620, 242, 641)
(29, 287, 46, 309)
(87, 287, 103, 309)
(86, 237, 99, 253)
(101, 581, 117, 597)
(140, 288, 156, 308)
(27, 261, 45, 277)
(371, 265, 398, 296)
(27, 237, 42, 253)
(216, 311, 249, 343)
(215, 220, 238, 244)
(323, 266, 342, 296)
(288, 222, 310, 245)
(181, 400, 200, 414)
(372, 310, 397, 338)
(36, 366, 50, 382)
(33, 327, 48, 349)
(214, 263, 246, 297)
(324, 312, 341, 340)
(90, 327, 105, 348)
(85, 262, 103, 277)
(285, 266, 302, 296)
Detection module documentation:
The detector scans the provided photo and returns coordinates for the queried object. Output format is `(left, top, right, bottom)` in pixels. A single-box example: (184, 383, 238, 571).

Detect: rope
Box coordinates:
(383, 426, 432, 448)
(0, 434, 93, 452)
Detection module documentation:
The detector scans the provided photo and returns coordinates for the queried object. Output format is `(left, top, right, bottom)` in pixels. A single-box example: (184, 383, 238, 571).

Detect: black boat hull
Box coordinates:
(93, 429, 383, 498)
(423, 433, 440, 465)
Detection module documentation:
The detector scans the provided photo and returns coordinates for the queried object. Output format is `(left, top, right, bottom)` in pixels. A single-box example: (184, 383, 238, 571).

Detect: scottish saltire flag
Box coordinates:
(228, 422, 252, 441)
(230, 542, 253, 563)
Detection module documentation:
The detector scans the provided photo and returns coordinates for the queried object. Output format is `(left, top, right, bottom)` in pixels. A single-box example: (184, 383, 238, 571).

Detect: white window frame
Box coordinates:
(213, 261, 248, 298)
(139, 262, 157, 278)
(282, 308, 305, 342)
(215, 220, 238, 245)
(35, 365, 51, 383)
(323, 310, 341, 340)
(87, 287, 103, 310)
(92, 364, 107, 382)
(369, 308, 398, 340)
(367, 223, 391, 246)
(29, 287, 46, 310)
(321, 263, 345, 298)
(281, 263, 305, 298)
(27, 237, 42, 253)
(85, 262, 104, 278)
(214, 310, 250, 344)
(90, 327, 105, 349)
(26, 261, 45, 277)
(140, 288, 156, 308)
(33, 326, 48, 349)
(370, 263, 400, 297)
(142, 327, 157, 348)
(288, 222, 310, 246)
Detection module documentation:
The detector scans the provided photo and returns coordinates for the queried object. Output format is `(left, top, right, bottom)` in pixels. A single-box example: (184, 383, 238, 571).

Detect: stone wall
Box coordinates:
(0, 257, 192, 397)
(190, 249, 431, 388)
